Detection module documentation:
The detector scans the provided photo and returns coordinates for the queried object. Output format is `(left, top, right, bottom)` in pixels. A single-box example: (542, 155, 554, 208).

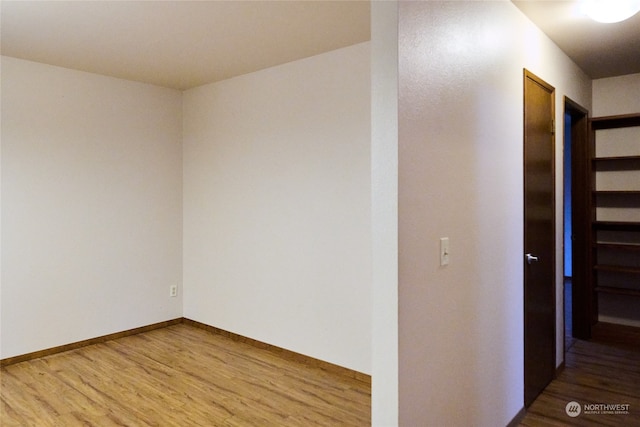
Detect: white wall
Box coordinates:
(1, 57, 183, 359)
(592, 73, 640, 327)
(371, 1, 399, 424)
(182, 43, 372, 374)
(593, 73, 640, 117)
(394, 2, 591, 425)
(0, 58, 3, 358)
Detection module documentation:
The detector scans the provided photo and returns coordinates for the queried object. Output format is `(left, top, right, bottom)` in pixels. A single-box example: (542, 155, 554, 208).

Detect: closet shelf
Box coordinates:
(593, 264, 640, 274)
(591, 113, 640, 129)
(593, 155, 640, 162)
(593, 156, 640, 170)
(594, 190, 640, 195)
(589, 112, 640, 328)
(595, 286, 640, 297)
(593, 221, 640, 231)
(596, 242, 640, 252)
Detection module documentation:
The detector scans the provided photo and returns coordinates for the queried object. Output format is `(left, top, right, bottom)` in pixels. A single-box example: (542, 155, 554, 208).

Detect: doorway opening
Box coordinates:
(563, 97, 591, 346)
(563, 111, 576, 350)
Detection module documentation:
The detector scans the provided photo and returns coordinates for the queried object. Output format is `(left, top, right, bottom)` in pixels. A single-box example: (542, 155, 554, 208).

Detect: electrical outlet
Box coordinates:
(169, 285, 178, 297)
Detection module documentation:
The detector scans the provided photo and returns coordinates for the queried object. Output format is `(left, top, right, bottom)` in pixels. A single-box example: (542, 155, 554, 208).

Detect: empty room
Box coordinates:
(2, 1, 640, 426)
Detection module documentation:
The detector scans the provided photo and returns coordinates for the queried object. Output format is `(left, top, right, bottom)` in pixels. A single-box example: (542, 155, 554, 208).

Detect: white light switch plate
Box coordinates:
(440, 237, 450, 266)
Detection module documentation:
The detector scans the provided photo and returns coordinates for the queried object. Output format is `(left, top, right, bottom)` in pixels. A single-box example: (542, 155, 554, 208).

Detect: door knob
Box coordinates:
(526, 253, 539, 264)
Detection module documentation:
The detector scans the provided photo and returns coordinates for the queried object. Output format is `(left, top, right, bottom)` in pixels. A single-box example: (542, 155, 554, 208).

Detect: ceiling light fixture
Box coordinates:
(581, 0, 640, 23)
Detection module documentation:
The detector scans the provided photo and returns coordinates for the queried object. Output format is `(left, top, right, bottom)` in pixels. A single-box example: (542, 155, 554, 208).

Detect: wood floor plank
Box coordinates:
(0, 324, 370, 426)
(520, 323, 640, 427)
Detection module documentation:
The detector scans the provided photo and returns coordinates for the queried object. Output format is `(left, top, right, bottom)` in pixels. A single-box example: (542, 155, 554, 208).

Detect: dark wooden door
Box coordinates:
(523, 70, 556, 408)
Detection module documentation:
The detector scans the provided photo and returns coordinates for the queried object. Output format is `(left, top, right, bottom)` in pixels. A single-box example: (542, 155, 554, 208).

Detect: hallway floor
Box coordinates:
(520, 322, 640, 426)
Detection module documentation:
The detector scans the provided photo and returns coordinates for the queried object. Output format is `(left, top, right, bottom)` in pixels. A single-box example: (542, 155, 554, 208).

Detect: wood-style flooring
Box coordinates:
(520, 323, 640, 427)
(5, 318, 638, 426)
(0, 324, 371, 426)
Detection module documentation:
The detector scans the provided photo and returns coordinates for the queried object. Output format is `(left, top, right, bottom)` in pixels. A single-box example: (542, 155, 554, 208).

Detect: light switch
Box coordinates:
(440, 237, 450, 266)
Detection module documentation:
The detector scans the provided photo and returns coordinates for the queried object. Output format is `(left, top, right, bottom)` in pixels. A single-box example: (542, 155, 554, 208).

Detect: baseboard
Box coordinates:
(506, 406, 526, 427)
(0, 318, 182, 367)
(182, 318, 371, 385)
(1, 317, 372, 386)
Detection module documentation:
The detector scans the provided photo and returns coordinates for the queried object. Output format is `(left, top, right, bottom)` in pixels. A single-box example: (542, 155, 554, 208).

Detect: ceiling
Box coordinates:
(2, 1, 638, 91)
(513, 0, 640, 79)
(0, 1, 370, 90)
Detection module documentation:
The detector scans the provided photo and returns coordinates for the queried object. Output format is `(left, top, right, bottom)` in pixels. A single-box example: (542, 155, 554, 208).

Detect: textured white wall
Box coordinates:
(395, 2, 591, 425)
(371, 1, 399, 424)
(182, 43, 372, 374)
(0, 58, 3, 358)
(1, 57, 183, 359)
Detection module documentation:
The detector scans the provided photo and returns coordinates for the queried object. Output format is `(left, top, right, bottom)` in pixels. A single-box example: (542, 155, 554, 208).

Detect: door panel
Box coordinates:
(524, 70, 556, 408)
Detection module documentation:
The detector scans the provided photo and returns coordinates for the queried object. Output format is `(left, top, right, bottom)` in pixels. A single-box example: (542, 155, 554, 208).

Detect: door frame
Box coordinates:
(564, 97, 593, 340)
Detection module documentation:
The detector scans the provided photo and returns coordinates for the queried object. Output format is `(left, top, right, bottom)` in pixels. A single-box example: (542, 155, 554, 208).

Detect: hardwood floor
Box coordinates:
(6, 319, 637, 426)
(0, 324, 371, 426)
(520, 323, 640, 426)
